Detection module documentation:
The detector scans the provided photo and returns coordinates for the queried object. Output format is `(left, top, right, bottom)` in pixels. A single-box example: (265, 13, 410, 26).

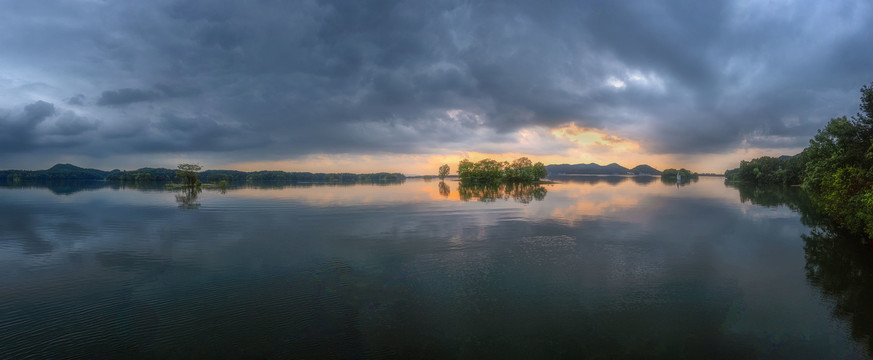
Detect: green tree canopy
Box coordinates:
(801, 83, 873, 237)
(725, 82, 873, 238)
(177, 163, 202, 187)
(438, 164, 450, 180)
(661, 168, 698, 181)
(724, 156, 805, 185)
(457, 157, 547, 183)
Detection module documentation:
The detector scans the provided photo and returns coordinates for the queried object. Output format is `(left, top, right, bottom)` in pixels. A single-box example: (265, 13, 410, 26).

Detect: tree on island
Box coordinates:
(661, 168, 699, 181)
(455, 157, 547, 183)
(439, 164, 450, 180)
(176, 163, 202, 187)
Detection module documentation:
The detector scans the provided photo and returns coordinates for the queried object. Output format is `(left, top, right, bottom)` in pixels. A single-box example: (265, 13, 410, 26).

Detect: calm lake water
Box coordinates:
(2, 176, 872, 358)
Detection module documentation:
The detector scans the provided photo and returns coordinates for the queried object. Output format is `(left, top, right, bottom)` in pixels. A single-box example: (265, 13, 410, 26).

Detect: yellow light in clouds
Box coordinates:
(551, 124, 640, 153)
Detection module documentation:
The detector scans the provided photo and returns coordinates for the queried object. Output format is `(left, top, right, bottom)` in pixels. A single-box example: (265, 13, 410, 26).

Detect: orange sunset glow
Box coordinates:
(216, 121, 805, 176)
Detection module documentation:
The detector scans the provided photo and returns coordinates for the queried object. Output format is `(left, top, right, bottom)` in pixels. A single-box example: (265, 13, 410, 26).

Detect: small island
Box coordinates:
(660, 168, 699, 182)
(454, 157, 548, 183)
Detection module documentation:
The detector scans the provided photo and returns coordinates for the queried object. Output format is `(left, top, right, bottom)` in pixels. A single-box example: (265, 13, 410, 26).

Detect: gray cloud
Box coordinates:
(97, 88, 162, 106)
(1, 0, 872, 164)
(66, 94, 85, 106)
(49, 111, 100, 136)
(138, 112, 262, 152)
(155, 84, 202, 98)
(0, 101, 55, 152)
(23, 100, 56, 122)
(0, 101, 99, 152)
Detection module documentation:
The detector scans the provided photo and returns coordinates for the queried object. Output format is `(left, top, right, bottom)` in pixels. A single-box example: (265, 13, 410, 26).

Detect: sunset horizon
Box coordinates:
(2, 2, 866, 176)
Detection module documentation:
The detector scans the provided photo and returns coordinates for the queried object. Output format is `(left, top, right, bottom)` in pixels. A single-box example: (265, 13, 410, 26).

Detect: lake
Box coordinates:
(1, 176, 871, 358)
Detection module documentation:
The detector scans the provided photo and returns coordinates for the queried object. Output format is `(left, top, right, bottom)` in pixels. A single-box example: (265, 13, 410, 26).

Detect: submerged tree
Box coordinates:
(438, 164, 450, 180)
(176, 163, 202, 187)
(661, 168, 698, 183)
(457, 157, 547, 183)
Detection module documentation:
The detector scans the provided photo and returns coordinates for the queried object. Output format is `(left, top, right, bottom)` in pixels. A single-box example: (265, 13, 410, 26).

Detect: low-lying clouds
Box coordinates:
(1, 0, 871, 171)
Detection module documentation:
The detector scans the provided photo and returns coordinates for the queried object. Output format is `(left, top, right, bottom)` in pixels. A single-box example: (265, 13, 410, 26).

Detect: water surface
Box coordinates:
(1, 177, 870, 358)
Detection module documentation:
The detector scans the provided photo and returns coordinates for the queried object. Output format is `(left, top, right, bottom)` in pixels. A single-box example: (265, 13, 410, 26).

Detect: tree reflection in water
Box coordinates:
(803, 226, 873, 356)
(175, 187, 202, 209)
(456, 182, 547, 203)
(730, 183, 873, 356)
(660, 176, 699, 187)
(438, 181, 450, 198)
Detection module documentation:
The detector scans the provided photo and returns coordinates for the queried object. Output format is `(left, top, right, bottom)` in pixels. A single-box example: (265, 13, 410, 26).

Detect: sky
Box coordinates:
(1, 0, 872, 174)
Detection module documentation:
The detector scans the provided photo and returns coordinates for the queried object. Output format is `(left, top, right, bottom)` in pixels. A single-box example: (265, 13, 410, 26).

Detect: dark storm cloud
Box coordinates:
(66, 94, 85, 106)
(23, 101, 55, 122)
(49, 111, 99, 136)
(0, 100, 100, 152)
(154, 84, 202, 98)
(139, 112, 262, 152)
(0, 101, 55, 152)
(95, 84, 200, 107)
(97, 88, 162, 106)
(2, 0, 872, 161)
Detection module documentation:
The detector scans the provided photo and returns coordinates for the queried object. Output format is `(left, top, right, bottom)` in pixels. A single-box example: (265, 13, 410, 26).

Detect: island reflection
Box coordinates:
(456, 182, 547, 203)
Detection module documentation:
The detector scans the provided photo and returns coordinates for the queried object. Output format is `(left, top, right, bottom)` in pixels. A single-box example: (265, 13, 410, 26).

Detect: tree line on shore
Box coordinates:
(1, 163, 405, 186)
(725, 83, 873, 238)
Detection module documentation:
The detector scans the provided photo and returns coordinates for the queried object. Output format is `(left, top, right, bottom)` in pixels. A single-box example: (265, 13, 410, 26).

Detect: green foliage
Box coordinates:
(727, 82, 873, 238)
(176, 163, 202, 187)
(660, 168, 698, 181)
(106, 168, 176, 183)
(201, 170, 247, 183)
(134, 172, 156, 183)
(724, 155, 805, 185)
(799, 83, 873, 238)
(438, 164, 450, 180)
(457, 157, 547, 184)
(505, 157, 533, 182)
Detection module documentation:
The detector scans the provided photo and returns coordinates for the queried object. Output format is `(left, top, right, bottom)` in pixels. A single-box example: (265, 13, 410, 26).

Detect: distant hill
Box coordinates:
(1, 163, 109, 182)
(47, 163, 110, 177)
(629, 164, 661, 175)
(545, 163, 660, 176)
(546, 163, 628, 175)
